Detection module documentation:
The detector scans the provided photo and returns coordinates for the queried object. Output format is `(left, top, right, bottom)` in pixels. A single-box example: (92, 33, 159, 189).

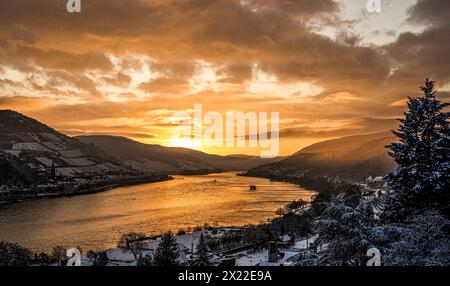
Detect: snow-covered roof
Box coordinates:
(293, 235, 318, 250)
(278, 235, 291, 242)
(235, 250, 268, 266)
(259, 261, 281, 266)
(106, 248, 135, 262)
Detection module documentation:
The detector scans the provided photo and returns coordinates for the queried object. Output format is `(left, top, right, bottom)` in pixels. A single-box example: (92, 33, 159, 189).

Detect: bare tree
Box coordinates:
(117, 232, 147, 262)
(51, 245, 66, 266)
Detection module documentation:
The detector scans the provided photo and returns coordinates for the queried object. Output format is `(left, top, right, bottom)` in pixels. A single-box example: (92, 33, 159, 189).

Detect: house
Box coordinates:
(276, 235, 293, 248)
(203, 229, 226, 239)
(278, 235, 291, 243)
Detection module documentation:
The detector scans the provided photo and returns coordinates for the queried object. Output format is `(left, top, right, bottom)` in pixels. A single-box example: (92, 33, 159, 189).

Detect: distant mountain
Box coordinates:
(76, 135, 280, 174)
(246, 132, 396, 183)
(0, 110, 167, 199)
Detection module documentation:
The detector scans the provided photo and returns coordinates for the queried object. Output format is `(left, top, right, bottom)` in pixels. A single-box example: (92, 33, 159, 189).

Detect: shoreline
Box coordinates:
(0, 173, 316, 254)
(0, 171, 269, 206)
(239, 171, 339, 195)
(0, 175, 173, 205)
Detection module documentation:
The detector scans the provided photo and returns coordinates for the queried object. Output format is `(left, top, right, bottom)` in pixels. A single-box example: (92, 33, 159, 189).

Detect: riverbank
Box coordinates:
(239, 171, 341, 195)
(0, 172, 314, 253)
(0, 174, 173, 205)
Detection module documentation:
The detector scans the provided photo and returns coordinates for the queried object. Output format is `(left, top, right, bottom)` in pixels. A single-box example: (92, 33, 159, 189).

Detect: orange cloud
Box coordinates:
(0, 0, 449, 156)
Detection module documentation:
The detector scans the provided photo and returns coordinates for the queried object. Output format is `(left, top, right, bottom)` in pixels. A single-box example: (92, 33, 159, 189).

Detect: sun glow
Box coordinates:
(170, 138, 198, 149)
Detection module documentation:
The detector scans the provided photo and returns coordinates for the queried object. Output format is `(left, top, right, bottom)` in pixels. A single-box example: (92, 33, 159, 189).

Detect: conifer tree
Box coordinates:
(193, 233, 210, 266)
(384, 79, 450, 220)
(314, 198, 377, 266)
(153, 231, 180, 266)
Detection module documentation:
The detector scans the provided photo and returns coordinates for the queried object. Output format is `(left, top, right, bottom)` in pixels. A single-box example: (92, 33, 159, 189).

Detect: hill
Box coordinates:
(0, 110, 169, 201)
(245, 132, 396, 183)
(76, 135, 280, 174)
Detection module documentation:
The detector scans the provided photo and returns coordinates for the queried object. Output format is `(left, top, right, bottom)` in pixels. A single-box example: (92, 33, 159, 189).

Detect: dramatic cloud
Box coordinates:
(0, 0, 449, 155)
(408, 0, 450, 26)
(385, 0, 450, 99)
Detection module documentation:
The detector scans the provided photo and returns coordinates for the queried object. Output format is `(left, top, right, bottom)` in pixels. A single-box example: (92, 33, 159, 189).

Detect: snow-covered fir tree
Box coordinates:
(153, 231, 180, 266)
(384, 79, 450, 221)
(192, 233, 210, 266)
(298, 79, 449, 266)
(370, 211, 450, 266)
(314, 195, 379, 266)
(137, 252, 153, 266)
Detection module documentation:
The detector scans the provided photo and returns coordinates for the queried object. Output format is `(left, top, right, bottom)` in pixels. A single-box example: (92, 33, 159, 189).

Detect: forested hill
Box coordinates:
(246, 132, 396, 183)
(76, 135, 280, 174)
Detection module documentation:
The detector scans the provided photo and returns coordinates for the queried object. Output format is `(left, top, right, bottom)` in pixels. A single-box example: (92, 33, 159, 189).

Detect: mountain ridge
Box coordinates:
(76, 135, 281, 174)
(246, 131, 397, 183)
(0, 110, 170, 202)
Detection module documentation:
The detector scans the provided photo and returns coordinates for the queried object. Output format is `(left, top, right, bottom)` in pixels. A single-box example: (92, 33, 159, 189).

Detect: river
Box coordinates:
(0, 172, 315, 253)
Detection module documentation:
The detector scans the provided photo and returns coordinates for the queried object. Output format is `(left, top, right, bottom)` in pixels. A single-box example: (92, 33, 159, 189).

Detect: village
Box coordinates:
(75, 227, 320, 267)
(61, 175, 387, 267)
(0, 125, 171, 203)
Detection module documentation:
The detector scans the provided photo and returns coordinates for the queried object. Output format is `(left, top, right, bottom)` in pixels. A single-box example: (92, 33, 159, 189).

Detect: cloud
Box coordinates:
(68, 130, 157, 140)
(139, 78, 190, 94)
(0, 0, 449, 155)
(243, 0, 338, 17)
(386, 0, 450, 86)
(262, 117, 397, 140)
(0, 0, 389, 87)
(408, 0, 450, 26)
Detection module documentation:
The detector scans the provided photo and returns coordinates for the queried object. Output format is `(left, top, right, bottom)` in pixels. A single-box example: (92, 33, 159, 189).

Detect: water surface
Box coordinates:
(0, 173, 314, 252)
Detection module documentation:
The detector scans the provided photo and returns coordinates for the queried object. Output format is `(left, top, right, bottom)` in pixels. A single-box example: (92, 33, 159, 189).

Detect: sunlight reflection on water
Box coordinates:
(0, 172, 315, 252)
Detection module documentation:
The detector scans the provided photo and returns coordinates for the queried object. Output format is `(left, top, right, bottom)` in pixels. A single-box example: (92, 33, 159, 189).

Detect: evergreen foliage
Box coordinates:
(153, 231, 180, 266)
(384, 79, 450, 220)
(193, 233, 210, 266)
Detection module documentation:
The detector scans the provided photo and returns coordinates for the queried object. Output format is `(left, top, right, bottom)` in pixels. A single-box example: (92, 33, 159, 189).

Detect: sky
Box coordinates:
(0, 0, 449, 156)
